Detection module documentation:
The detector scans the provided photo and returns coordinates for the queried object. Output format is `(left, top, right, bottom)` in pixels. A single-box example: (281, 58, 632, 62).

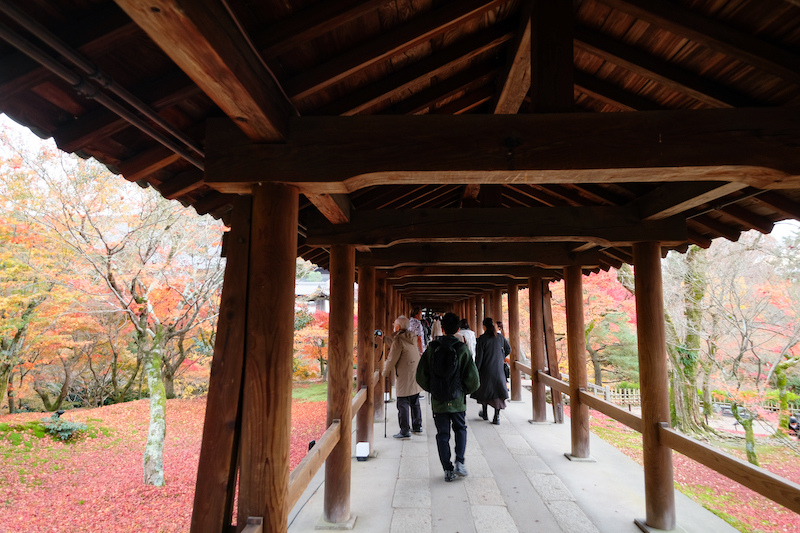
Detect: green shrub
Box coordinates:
(616, 381, 640, 390)
(41, 414, 87, 442)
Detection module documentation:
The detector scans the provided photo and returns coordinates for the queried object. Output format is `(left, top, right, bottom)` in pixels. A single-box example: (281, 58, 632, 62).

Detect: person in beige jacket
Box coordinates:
(383, 315, 423, 438)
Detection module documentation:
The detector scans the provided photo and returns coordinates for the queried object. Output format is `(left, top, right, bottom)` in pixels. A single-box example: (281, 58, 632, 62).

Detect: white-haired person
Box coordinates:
(382, 315, 424, 438)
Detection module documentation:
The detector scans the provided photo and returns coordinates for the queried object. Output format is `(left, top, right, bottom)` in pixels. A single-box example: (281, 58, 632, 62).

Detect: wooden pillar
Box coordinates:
(238, 183, 298, 532)
(356, 265, 376, 453)
(543, 283, 564, 424)
(324, 245, 354, 523)
(565, 265, 589, 459)
(386, 285, 395, 401)
(476, 294, 484, 330)
(508, 282, 522, 401)
(191, 198, 251, 533)
(470, 297, 478, 332)
(374, 276, 386, 421)
(528, 277, 547, 423)
(633, 242, 676, 530)
(493, 288, 503, 331)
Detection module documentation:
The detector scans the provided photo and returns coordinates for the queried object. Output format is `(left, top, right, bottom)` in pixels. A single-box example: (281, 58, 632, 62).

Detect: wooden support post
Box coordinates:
(529, 276, 547, 423)
(374, 276, 386, 421)
(356, 265, 376, 453)
(508, 282, 522, 401)
(565, 265, 590, 459)
(324, 245, 355, 524)
(386, 286, 395, 401)
(543, 284, 564, 423)
(493, 288, 503, 327)
(476, 294, 484, 330)
(238, 183, 298, 532)
(470, 297, 478, 333)
(633, 242, 676, 530)
(191, 198, 251, 533)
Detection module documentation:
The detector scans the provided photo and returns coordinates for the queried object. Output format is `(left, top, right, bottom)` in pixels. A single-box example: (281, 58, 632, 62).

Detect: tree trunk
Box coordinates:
(732, 403, 759, 466)
(0, 362, 11, 411)
(588, 346, 603, 387)
(164, 369, 176, 400)
(143, 336, 167, 486)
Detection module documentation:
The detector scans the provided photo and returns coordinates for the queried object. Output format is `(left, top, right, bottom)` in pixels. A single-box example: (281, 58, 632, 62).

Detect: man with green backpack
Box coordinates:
(416, 312, 480, 482)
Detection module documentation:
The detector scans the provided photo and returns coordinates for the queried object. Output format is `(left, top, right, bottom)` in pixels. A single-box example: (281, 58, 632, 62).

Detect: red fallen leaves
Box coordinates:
(0, 396, 327, 533)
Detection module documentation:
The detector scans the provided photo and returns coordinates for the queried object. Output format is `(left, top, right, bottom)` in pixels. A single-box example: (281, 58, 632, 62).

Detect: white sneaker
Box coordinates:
(454, 461, 468, 477)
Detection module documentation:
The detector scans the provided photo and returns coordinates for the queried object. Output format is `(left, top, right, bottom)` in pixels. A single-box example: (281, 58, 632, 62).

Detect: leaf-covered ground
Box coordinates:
(0, 396, 327, 533)
(586, 408, 800, 533)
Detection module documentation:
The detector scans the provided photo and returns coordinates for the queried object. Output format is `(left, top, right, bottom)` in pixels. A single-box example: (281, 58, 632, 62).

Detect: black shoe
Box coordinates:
(444, 470, 457, 482)
(479, 407, 488, 420)
(393, 432, 411, 439)
(492, 412, 500, 425)
(412, 428, 423, 434)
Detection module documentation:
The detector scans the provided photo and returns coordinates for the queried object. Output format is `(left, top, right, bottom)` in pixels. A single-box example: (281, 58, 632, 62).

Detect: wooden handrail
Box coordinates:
(658, 424, 800, 514)
(288, 420, 341, 510)
(578, 390, 643, 433)
(372, 369, 381, 386)
(352, 387, 367, 412)
(527, 369, 800, 515)
(536, 370, 570, 395)
(515, 361, 532, 376)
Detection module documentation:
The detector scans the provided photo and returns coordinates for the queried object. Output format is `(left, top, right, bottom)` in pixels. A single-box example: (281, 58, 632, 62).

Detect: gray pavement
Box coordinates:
(288, 386, 739, 533)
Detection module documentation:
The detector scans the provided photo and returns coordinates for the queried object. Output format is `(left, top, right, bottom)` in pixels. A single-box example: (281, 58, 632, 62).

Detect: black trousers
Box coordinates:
(433, 410, 467, 472)
(397, 393, 422, 434)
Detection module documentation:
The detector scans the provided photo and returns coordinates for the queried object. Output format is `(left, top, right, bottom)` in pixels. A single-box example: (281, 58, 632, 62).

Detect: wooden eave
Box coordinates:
(1, 0, 800, 304)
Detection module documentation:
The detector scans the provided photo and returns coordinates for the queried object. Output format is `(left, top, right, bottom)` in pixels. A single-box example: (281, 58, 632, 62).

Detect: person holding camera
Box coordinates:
(382, 315, 423, 439)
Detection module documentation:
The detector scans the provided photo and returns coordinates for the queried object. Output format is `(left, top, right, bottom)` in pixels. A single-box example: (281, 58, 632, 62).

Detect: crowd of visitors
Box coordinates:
(382, 307, 513, 482)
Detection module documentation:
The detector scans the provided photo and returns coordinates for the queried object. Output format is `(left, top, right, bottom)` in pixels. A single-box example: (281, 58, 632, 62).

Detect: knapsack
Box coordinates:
(429, 339, 463, 402)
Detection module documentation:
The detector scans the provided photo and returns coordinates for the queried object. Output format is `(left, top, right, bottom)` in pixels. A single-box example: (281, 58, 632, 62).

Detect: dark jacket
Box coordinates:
(416, 335, 480, 413)
(471, 332, 510, 403)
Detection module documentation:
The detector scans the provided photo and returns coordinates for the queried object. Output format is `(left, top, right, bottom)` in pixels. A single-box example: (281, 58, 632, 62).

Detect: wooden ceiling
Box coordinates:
(1, 0, 799, 303)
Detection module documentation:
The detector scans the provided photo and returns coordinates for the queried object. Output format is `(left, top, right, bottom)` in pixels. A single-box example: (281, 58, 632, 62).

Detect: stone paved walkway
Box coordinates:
(288, 386, 738, 533)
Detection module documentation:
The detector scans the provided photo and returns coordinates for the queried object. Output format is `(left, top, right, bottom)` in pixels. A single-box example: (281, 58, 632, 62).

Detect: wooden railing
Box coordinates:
(288, 420, 341, 509)
(287, 375, 378, 510)
(515, 364, 800, 514)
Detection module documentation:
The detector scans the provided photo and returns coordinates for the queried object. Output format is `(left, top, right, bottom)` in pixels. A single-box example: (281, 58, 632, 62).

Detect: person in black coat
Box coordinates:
(471, 317, 511, 425)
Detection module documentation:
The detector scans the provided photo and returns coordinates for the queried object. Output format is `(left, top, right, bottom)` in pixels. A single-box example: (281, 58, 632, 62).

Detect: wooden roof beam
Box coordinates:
(304, 193, 351, 224)
(0, 5, 137, 102)
(385, 265, 560, 279)
(627, 182, 749, 220)
(596, 0, 800, 87)
(118, 146, 182, 183)
(391, 63, 499, 115)
(306, 207, 686, 246)
(357, 243, 602, 268)
(432, 87, 494, 115)
(205, 109, 800, 194)
(573, 70, 664, 111)
(751, 190, 800, 221)
(157, 169, 205, 199)
(574, 26, 760, 108)
(493, 1, 531, 114)
(255, 0, 390, 60)
(316, 22, 515, 116)
(115, 0, 296, 142)
(284, 0, 510, 101)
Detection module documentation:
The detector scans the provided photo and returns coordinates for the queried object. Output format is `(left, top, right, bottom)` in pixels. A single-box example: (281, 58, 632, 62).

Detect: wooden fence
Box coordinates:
(518, 363, 800, 514)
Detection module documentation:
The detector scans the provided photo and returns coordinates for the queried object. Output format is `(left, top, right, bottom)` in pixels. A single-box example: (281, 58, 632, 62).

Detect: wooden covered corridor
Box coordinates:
(1, 0, 800, 531)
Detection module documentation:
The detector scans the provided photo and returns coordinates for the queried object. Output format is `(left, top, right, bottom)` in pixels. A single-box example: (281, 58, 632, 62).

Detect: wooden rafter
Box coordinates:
(574, 26, 759, 108)
(283, 0, 510, 101)
(573, 70, 663, 111)
(115, 0, 296, 142)
(315, 22, 515, 116)
(493, 0, 531, 114)
(597, 0, 800, 87)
